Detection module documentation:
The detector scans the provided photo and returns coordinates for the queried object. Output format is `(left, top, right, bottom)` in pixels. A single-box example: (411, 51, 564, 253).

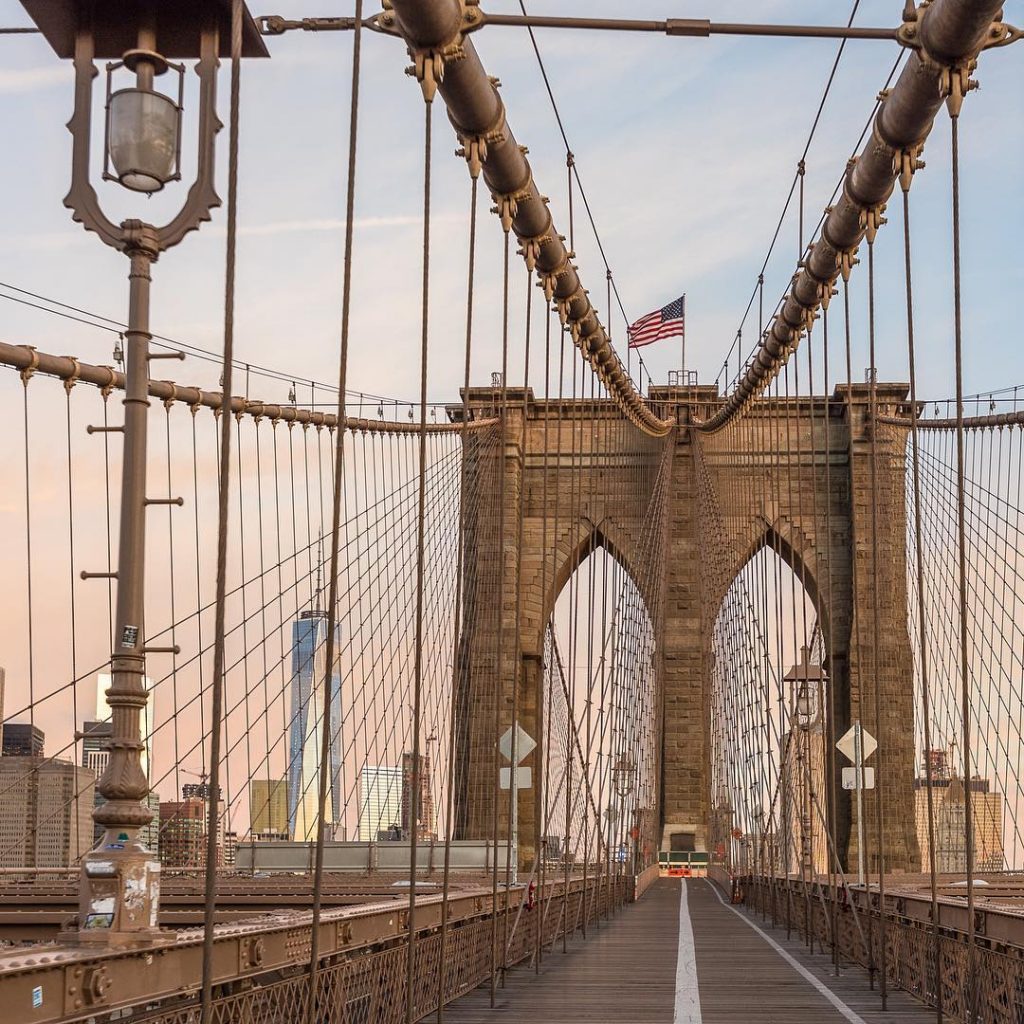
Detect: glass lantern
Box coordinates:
(104, 56, 184, 194)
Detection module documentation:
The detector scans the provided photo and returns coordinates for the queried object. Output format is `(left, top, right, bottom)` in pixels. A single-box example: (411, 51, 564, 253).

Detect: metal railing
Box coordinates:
(741, 876, 1024, 1023)
(2, 871, 633, 1024)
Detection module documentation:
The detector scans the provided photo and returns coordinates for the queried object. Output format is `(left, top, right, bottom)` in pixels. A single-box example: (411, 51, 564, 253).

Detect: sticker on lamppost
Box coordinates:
(842, 766, 876, 790)
(498, 724, 535, 790)
(836, 725, 876, 763)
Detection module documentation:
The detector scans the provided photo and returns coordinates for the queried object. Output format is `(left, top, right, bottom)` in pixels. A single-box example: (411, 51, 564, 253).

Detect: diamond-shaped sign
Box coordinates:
(836, 725, 877, 764)
(499, 724, 536, 764)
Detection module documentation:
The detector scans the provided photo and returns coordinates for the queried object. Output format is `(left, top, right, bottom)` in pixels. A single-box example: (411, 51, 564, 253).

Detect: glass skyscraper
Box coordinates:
(287, 609, 343, 841)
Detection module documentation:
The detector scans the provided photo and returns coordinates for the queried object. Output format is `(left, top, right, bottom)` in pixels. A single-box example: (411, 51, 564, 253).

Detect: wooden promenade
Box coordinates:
(443, 879, 942, 1023)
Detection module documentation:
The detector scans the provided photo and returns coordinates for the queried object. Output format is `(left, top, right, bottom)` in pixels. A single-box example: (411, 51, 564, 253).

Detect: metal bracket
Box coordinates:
(898, 3, 1021, 53)
(389, 0, 480, 100)
(455, 109, 507, 178)
(61, 357, 82, 393)
(18, 345, 39, 385)
(838, 249, 860, 283)
(517, 233, 551, 272)
(65, 963, 112, 1012)
(896, 142, 926, 192)
(859, 203, 888, 244)
(490, 188, 531, 233)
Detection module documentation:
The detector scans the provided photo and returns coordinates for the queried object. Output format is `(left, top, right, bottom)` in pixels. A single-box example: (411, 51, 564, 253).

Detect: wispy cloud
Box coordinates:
(237, 214, 455, 238)
(0, 66, 68, 95)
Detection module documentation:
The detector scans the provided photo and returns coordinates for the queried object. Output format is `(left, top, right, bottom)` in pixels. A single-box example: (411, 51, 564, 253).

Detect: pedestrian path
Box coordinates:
(442, 878, 942, 1023)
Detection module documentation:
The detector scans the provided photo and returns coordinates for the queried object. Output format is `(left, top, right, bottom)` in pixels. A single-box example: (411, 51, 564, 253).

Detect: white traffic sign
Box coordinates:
(842, 766, 876, 791)
(500, 766, 533, 790)
(499, 724, 536, 764)
(836, 725, 877, 763)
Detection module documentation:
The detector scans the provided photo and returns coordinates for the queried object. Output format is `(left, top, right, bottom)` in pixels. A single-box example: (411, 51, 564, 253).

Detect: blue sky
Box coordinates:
(1, 0, 1021, 409)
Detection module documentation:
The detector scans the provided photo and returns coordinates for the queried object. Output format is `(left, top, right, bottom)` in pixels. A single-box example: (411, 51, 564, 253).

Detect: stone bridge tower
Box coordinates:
(453, 382, 920, 874)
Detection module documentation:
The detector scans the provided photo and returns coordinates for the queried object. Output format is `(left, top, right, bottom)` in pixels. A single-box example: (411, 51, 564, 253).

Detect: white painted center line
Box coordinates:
(705, 880, 869, 1024)
(674, 880, 703, 1024)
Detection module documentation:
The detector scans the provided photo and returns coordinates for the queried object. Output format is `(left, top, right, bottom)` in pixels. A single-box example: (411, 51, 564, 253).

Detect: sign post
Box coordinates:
(499, 724, 535, 884)
(837, 720, 877, 886)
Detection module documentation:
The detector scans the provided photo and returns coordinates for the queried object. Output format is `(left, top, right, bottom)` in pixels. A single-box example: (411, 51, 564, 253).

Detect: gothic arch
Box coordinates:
(534, 516, 655, 660)
(721, 519, 832, 658)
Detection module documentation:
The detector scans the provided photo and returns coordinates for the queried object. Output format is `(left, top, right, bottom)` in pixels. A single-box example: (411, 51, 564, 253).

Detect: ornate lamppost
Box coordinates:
(611, 756, 636, 874)
(22, 0, 267, 946)
(784, 646, 827, 881)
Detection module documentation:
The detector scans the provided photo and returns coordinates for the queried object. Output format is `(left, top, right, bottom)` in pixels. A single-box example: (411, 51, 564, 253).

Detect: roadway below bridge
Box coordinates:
(0, 872, 491, 943)
(444, 878, 940, 1023)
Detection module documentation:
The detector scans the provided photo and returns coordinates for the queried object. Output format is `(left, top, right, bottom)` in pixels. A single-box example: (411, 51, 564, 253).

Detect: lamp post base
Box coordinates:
(60, 831, 166, 948)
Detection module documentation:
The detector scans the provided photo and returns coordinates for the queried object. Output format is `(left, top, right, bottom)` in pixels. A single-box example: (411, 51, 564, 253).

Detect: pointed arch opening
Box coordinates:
(709, 540, 829, 880)
(541, 531, 659, 874)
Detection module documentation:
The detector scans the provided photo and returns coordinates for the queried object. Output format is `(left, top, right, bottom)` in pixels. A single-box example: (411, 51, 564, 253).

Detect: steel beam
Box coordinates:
(0, 878, 579, 1024)
(0, 342, 494, 434)
(259, 12, 902, 41)
(385, 0, 673, 437)
(701, 0, 1007, 432)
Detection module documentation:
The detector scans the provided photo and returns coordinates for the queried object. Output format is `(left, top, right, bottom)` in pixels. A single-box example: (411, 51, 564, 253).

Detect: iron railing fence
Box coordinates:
(1, 871, 633, 1024)
(741, 876, 1024, 1023)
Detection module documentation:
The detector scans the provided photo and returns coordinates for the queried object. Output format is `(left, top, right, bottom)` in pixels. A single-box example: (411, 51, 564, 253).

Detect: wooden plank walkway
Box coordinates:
(441, 878, 943, 1023)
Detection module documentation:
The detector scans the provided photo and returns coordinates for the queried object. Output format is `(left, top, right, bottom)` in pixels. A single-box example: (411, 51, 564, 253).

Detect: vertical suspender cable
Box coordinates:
(405, 94, 433, 1024)
(866, 237, 888, 1010)
(949, 108, 977, 1020)
(900, 177, 943, 1023)
(436, 169, 479, 1024)
(308, 3, 363, 1019)
(490, 220, 511, 1010)
(199, 1, 242, 1020)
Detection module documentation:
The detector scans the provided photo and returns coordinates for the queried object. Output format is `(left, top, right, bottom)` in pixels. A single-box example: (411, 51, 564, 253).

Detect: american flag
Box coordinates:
(628, 294, 685, 349)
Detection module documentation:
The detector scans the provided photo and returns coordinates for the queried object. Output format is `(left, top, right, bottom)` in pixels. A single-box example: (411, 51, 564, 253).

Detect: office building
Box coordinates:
(401, 750, 436, 841)
(357, 766, 403, 841)
(915, 750, 1005, 872)
(79, 719, 160, 853)
(182, 781, 221, 801)
(159, 799, 207, 869)
(81, 719, 112, 777)
(250, 778, 290, 839)
(159, 795, 225, 869)
(0, 757, 94, 868)
(223, 830, 238, 867)
(287, 609, 343, 841)
(2, 721, 45, 757)
(81, 719, 112, 846)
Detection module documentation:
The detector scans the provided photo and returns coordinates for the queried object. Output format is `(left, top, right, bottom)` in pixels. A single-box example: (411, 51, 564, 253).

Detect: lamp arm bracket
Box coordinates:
(65, 31, 124, 251)
(154, 26, 223, 251)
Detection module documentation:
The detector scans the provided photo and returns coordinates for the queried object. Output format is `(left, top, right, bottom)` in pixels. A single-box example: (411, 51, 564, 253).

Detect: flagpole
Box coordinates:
(681, 293, 686, 383)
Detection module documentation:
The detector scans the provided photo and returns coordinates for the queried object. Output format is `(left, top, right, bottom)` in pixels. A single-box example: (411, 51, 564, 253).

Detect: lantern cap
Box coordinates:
(783, 645, 828, 682)
(21, 0, 269, 60)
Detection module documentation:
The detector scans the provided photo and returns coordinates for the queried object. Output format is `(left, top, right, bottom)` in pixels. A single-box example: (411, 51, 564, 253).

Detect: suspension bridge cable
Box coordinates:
(307, 2, 362, 1015)
(0, 281, 426, 411)
(200, 1, 243, 1017)
(516, 0, 633, 340)
(716, 48, 907, 396)
(900, 166, 944, 1024)
(718, 0, 862, 378)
